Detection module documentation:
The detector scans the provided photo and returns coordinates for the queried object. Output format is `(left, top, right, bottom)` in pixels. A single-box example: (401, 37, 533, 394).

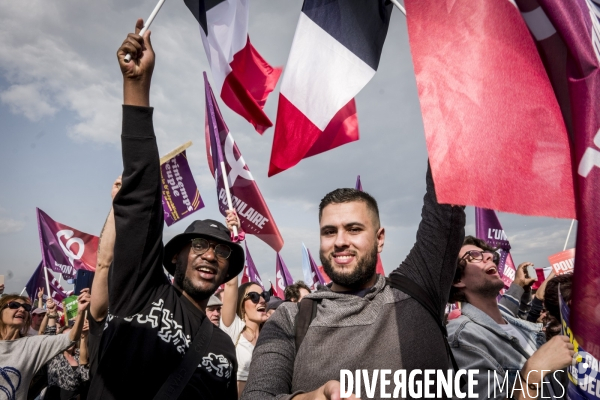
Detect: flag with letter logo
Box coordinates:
(25, 263, 71, 311)
(301, 243, 326, 290)
(36, 208, 98, 280)
(275, 253, 293, 297)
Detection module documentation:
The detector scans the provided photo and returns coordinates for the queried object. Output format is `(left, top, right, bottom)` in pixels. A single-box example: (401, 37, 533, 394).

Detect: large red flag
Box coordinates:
(204, 74, 284, 252)
(405, 0, 575, 218)
(515, 0, 600, 360)
(36, 208, 98, 279)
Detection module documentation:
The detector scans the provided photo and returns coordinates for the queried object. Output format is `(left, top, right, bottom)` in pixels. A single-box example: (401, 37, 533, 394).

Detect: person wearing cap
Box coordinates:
(206, 296, 223, 327)
(86, 21, 241, 400)
(29, 307, 46, 336)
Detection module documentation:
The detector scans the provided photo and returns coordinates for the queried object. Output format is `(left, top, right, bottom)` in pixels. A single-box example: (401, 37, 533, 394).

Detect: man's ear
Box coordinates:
(172, 253, 179, 264)
(452, 280, 466, 289)
(376, 227, 385, 253)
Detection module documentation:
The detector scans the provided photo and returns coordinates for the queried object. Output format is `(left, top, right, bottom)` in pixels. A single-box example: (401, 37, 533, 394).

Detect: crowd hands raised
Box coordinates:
(0, 21, 584, 400)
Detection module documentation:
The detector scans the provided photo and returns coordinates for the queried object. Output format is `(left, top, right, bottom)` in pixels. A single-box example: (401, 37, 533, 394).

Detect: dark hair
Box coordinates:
(448, 236, 497, 303)
(318, 189, 380, 226)
(284, 281, 311, 302)
(544, 273, 573, 322)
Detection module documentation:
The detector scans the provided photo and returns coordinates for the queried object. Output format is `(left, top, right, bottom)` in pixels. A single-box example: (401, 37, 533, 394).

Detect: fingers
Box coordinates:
(118, 34, 144, 61)
(135, 18, 144, 35)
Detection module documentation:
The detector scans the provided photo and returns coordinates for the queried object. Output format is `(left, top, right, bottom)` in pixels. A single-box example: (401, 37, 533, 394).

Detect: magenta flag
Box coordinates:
(475, 207, 516, 288)
(160, 150, 205, 226)
(515, 0, 600, 359)
(355, 175, 363, 191)
(241, 242, 265, 290)
(275, 253, 294, 296)
(25, 263, 71, 310)
(37, 208, 98, 280)
(204, 73, 284, 252)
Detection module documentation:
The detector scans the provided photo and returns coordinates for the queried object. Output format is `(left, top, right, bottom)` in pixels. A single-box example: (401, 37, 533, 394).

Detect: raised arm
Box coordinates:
(69, 290, 91, 342)
(390, 162, 466, 317)
(221, 210, 242, 327)
(110, 19, 166, 317)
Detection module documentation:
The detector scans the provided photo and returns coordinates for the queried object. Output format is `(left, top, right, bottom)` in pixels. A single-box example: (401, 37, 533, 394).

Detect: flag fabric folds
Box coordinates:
(205, 74, 284, 252)
(268, 0, 393, 176)
(275, 253, 294, 297)
(36, 208, 98, 280)
(184, 0, 281, 134)
(514, 0, 600, 359)
(475, 208, 516, 288)
(241, 242, 265, 290)
(25, 263, 70, 310)
(301, 243, 326, 290)
(405, 0, 575, 219)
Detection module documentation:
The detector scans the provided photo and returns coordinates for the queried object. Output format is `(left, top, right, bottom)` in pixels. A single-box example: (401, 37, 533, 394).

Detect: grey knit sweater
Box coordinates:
(241, 165, 466, 400)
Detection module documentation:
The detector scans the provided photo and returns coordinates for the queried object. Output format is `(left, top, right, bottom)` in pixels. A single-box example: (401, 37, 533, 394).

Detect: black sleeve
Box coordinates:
(110, 105, 167, 317)
(389, 162, 466, 319)
(527, 297, 544, 322)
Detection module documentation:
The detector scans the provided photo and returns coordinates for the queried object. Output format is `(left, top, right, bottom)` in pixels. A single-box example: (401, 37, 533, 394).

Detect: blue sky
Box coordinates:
(0, 1, 576, 293)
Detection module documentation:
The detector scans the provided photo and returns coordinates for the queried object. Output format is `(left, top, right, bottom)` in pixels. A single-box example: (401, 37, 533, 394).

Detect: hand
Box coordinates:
(46, 298, 57, 312)
(514, 262, 536, 288)
(81, 319, 89, 339)
(111, 176, 122, 200)
(77, 289, 91, 313)
(526, 335, 574, 377)
(38, 287, 44, 299)
(292, 380, 360, 400)
(225, 209, 241, 233)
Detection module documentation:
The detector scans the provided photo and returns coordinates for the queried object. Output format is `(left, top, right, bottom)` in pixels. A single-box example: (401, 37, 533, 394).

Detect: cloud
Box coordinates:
(0, 84, 57, 121)
(0, 218, 25, 235)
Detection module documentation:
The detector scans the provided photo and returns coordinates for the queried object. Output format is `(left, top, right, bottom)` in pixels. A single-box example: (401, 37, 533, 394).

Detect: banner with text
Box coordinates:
(549, 248, 576, 276)
(475, 207, 516, 287)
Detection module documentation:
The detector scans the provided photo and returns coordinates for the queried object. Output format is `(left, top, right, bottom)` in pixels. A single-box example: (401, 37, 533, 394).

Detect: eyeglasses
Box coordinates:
(4, 302, 33, 312)
(460, 250, 499, 264)
(243, 291, 270, 304)
(190, 238, 232, 260)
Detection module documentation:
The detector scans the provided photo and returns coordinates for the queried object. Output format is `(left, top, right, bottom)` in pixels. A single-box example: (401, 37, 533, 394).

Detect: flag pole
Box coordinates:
(124, 0, 166, 62)
(43, 267, 51, 301)
(204, 72, 238, 240)
(19, 287, 26, 296)
(389, 0, 406, 16)
(563, 219, 575, 251)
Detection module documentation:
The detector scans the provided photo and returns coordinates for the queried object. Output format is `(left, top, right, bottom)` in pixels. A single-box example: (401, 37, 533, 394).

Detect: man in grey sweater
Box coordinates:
(242, 164, 466, 400)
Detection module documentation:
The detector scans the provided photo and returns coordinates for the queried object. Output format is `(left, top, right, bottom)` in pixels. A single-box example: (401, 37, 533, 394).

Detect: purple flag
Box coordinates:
(275, 253, 294, 297)
(241, 242, 265, 290)
(25, 263, 70, 310)
(37, 208, 98, 280)
(160, 149, 205, 226)
(515, 0, 600, 359)
(355, 175, 363, 191)
(301, 243, 326, 290)
(204, 73, 284, 252)
(475, 207, 516, 288)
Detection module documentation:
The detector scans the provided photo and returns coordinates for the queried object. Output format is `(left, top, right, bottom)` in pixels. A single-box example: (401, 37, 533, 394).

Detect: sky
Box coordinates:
(0, 0, 577, 294)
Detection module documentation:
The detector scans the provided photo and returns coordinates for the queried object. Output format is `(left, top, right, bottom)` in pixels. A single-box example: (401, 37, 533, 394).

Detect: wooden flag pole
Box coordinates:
(160, 141, 193, 165)
(390, 0, 406, 16)
(563, 219, 575, 251)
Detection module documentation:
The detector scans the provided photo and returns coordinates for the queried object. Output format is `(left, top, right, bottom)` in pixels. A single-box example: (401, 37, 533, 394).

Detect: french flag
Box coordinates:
(268, 0, 393, 176)
(184, 0, 281, 134)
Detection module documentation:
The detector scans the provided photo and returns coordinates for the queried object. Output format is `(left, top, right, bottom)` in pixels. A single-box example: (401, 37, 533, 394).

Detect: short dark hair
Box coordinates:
(544, 273, 573, 321)
(318, 189, 380, 226)
(448, 236, 497, 303)
(284, 281, 311, 302)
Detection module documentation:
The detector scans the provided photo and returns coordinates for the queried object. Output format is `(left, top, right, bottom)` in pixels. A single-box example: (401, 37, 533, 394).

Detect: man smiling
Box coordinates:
(242, 164, 467, 400)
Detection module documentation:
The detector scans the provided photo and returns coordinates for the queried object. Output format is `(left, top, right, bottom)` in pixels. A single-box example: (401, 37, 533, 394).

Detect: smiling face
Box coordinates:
(173, 239, 230, 302)
(319, 201, 384, 291)
(242, 284, 269, 324)
(453, 244, 505, 301)
(1, 300, 30, 331)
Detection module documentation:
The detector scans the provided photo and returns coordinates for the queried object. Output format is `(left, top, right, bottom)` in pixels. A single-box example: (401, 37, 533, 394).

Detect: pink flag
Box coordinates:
(275, 253, 294, 297)
(241, 242, 265, 290)
(36, 208, 98, 280)
(405, 0, 575, 218)
(204, 74, 284, 252)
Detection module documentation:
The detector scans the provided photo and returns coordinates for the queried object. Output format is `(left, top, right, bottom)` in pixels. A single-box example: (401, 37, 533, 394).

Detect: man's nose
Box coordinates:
(333, 230, 350, 249)
(200, 246, 216, 261)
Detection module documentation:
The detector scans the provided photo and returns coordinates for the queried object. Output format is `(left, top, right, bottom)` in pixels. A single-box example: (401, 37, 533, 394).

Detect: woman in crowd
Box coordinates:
(0, 292, 90, 400)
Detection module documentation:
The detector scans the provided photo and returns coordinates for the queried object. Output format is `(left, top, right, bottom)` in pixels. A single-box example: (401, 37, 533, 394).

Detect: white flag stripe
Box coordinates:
(280, 13, 375, 131)
(521, 7, 557, 41)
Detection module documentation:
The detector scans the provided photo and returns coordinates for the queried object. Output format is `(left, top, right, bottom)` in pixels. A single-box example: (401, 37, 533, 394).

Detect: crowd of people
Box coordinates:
(0, 21, 585, 400)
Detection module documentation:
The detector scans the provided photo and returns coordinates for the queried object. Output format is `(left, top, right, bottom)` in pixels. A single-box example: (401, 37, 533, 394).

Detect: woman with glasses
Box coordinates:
(0, 292, 90, 400)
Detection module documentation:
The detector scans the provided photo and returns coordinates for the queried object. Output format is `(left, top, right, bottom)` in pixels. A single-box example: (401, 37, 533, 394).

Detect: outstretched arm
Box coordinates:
(221, 210, 241, 327)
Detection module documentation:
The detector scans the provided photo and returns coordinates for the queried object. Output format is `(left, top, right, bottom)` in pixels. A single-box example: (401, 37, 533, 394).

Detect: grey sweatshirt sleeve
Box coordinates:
(241, 304, 302, 400)
(498, 282, 526, 318)
(26, 334, 74, 376)
(389, 162, 466, 318)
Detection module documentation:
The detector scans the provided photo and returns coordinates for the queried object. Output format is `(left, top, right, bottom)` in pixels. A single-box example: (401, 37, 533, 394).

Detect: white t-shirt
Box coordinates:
(499, 322, 535, 356)
(28, 327, 39, 336)
(219, 315, 255, 381)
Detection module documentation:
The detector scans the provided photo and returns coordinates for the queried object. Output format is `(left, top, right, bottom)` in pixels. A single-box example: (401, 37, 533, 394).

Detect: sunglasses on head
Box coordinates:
(4, 302, 32, 312)
(243, 291, 270, 304)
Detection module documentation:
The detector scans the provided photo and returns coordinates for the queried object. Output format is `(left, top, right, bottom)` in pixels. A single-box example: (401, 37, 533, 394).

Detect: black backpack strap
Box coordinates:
(386, 275, 465, 387)
(154, 316, 214, 400)
(295, 298, 319, 352)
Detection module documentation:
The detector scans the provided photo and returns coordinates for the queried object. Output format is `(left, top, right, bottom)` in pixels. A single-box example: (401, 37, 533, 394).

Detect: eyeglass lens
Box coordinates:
(191, 238, 231, 259)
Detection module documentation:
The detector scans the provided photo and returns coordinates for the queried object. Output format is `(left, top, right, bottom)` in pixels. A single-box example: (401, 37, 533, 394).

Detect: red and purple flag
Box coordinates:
(36, 208, 98, 280)
(301, 243, 326, 290)
(515, 0, 600, 359)
(405, 0, 576, 219)
(160, 148, 205, 226)
(475, 207, 516, 288)
(204, 73, 284, 252)
(355, 175, 363, 192)
(25, 263, 71, 311)
(275, 253, 294, 297)
(241, 242, 264, 290)
(184, 0, 281, 134)
(268, 0, 392, 176)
